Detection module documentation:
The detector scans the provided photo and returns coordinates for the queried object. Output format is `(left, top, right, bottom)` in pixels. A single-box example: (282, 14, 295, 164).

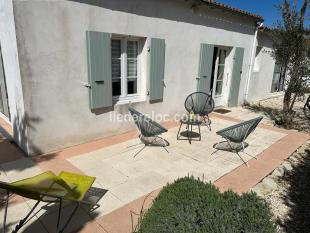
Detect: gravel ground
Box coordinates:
(246, 95, 310, 233)
(262, 142, 310, 233)
(245, 95, 310, 133)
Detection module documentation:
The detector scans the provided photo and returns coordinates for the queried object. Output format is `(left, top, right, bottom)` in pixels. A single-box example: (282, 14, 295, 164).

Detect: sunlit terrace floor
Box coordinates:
(0, 108, 309, 233)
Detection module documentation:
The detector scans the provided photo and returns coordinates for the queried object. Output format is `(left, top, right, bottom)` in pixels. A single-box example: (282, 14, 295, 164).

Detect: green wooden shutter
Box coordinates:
(228, 47, 244, 107)
(197, 44, 214, 93)
(86, 31, 112, 109)
(149, 38, 165, 102)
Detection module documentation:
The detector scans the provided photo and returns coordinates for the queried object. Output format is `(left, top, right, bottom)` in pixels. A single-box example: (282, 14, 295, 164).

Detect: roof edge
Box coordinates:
(200, 0, 264, 21)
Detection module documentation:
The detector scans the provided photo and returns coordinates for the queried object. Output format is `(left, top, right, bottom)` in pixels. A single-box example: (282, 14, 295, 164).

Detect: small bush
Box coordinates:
(137, 177, 275, 233)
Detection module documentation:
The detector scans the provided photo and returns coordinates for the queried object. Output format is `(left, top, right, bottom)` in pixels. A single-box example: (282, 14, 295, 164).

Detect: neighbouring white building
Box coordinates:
(0, 0, 284, 156)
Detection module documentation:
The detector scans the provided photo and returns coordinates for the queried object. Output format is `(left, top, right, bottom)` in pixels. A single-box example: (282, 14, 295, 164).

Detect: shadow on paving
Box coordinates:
(244, 102, 310, 133)
(0, 203, 101, 233)
(0, 187, 108, 233)
(280, 146, 310, 233)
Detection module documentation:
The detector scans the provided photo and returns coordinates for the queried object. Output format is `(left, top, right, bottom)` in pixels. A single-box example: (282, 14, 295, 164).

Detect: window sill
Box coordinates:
(113, 97, 147, 106)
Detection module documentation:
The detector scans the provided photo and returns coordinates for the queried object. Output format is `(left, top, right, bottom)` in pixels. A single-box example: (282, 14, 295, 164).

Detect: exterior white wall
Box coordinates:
(0, 0, 28, 153)
(247, 32, 278, 102)
(13, 0, 258, 155)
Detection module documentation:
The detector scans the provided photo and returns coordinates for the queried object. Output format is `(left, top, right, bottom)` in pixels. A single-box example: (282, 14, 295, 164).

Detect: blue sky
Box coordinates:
(217, 0, 309, 27)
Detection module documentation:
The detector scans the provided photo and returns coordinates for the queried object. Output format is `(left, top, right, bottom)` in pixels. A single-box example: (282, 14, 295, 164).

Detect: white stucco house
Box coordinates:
(0, 0, 284, 156)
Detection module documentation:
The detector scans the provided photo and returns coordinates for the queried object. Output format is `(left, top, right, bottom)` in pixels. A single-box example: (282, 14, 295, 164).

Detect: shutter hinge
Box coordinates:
(82, 82, 91, 88)
(162, 80, 166, 87)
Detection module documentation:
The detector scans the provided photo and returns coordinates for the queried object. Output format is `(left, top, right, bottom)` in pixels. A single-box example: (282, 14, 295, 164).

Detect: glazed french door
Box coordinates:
(212, 48, 227, 106)
(0, 45, 9, 118)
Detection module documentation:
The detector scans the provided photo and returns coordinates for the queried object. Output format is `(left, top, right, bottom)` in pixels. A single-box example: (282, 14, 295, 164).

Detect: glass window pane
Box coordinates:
(112, 59, 121, 78)
(217, 66, 224, 81)
(127, 60, 137, 77)
(112, 80, 121, 96)
(219, 49, 226, 64)
(127, 78, 137, 94)
(127, 41, 138, 58)
(111, 40, 121, 58)
(215, 81, 223, 95)
(111, 39, 121, 97)
(127, 41, 138, 95)
(111, 39, 121, 80)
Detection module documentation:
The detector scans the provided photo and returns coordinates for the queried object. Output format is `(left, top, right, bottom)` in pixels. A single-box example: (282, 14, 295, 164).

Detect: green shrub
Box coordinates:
(137, 177, 275, 233)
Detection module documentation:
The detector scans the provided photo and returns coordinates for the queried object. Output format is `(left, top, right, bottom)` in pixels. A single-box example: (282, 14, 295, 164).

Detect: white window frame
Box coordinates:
(111, 36, 142, 103)
(213, 48, 227, 97)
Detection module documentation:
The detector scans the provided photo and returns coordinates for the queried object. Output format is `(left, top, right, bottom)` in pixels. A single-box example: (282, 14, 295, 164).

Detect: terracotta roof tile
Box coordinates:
(201, 0, 264, 21)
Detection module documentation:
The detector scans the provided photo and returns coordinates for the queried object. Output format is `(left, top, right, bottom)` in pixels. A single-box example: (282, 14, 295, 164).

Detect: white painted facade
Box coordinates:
(0, 0, 279, 155)
(0, 0, 28, 152)
(247, 31, 283, 102)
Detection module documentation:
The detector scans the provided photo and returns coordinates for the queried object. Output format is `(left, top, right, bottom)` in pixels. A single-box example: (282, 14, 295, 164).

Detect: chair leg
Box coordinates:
(133, 145, 146, 157)
(56, 198, 63, 232)
(2, 191, 9, 233)
(207, 117, 212, 131)
(163, 146, 169, 153)
(12, 200, 40, 233)
(242, 150, 258, 160)
(226, 140, 248, 167)
(211, 149, 219, 155)
(177, 122, 182, 140)
(236, 151, 248, 167)
(59, 202, 80, 233)
(241, 142, 257, 160)
(189, 124, 193, 144)
(127, 142, 143, 148)
(203, 115, 212, 131)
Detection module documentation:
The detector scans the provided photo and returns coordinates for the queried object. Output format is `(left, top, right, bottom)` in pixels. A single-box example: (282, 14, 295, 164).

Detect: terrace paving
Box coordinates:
(0, 107, 309, 233)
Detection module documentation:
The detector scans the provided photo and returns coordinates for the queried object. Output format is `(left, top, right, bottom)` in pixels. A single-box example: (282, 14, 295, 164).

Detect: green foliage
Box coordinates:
(136, 177, 276, 233)
(270, 0, 309, 123)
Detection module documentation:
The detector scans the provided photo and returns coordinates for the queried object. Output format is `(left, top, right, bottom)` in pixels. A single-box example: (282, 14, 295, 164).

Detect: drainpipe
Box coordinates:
(244, 22, 264, 103)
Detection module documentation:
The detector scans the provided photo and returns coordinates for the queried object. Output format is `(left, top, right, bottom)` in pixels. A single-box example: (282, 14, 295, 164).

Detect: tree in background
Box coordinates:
(271, 0, 309, 125)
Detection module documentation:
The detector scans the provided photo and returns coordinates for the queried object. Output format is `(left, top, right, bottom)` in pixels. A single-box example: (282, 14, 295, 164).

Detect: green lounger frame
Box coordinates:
(0, 171, 98, 233)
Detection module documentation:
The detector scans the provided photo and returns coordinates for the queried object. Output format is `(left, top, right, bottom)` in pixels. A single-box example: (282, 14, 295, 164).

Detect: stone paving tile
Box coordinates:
(0, 108, 304, 233)
(91, 191, 124, 218)
(215, 133, 310, 194)
(159, 157, 203, 183)
(0, 117, 13, 139)
(0, 141, 24, 164)
(77, 161, 129, 189)
(36, 202, 97, 233)
(0, 158, 42, 182)
(63, 113, 288, 219)
(0, 201, 48, 233)
(78, 221, 109, 233)
(110, 171, 167, 204)
(96, 189, 161, 233)
(190, 164, 225, 182)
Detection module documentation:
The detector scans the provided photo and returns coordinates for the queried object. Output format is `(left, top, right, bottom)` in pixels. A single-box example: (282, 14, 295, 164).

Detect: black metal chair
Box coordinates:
(128, 107, 169, 157)
(212, 116, 263, 166)
(184, 92, 215, 130)
(177, 92, 214, 143)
